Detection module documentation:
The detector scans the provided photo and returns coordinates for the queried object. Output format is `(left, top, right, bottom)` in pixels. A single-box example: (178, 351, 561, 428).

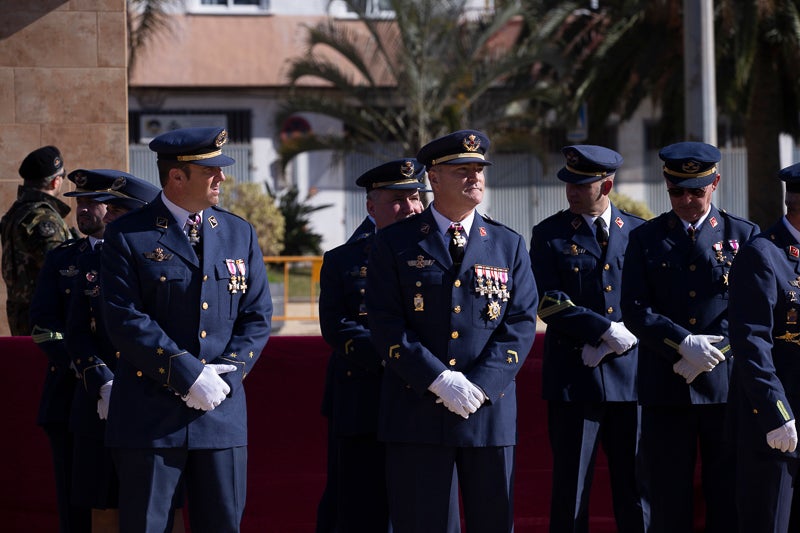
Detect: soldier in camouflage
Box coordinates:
(1, 145, 75, 336)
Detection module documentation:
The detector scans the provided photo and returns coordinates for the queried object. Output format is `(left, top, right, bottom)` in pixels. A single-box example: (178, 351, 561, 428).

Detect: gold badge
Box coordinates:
(112, 176, 127, 190)
(400, 160, 415, 177)
(143, 248, 173, 261)
(215, 129, 228, 147)
(413, 293, 424, 312)
(463, 134, 480, 152)
(487, 300, 501, 320)
(208, 216, 218, 228)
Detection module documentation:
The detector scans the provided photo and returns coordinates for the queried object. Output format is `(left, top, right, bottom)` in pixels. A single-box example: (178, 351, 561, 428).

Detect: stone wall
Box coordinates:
(0, 0, 128, 336)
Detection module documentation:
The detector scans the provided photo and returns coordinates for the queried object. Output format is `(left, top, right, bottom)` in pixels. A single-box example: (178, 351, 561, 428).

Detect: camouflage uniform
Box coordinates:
(1, 185, 74, 335)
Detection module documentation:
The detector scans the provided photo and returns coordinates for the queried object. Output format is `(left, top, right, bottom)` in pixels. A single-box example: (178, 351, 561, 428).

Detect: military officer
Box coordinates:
(318, 158, 427, 532)
(2, 145, 75, 335)
(530, 145, 644, 533)
(62, 170, 160, 530)
(727, 163, 800, 533)
(99, 127, 273, 533)
(366, 130, 538, 532)
(30, 169, 111, 533)
(621, 141, 759, 532)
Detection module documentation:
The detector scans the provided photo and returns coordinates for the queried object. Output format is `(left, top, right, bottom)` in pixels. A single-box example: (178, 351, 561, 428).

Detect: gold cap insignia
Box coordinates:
(215, 129, 228, 148)
(112, 176, 126, 190)
(400, 160, 415, 178)
(463, 134, 480, 152)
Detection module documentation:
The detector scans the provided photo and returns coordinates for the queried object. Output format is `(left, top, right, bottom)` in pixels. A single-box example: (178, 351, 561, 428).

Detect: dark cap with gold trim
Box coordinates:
(659, 141, 721, 188)
(65, 169, 161, 210)
(149, 127, 235, 167)
(355, 158, 427, 191)
(557, 145, 622, 184)
(416, 129, 492, 168)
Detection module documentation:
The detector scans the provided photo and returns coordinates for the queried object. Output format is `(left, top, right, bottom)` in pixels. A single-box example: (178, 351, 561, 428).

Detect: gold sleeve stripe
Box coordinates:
(345, 339, 354, 354)
(537, 295, 575, 318)
(777, 400, 791, 421)
(663, 338, 681, 350)
(507, 350, 518, 364)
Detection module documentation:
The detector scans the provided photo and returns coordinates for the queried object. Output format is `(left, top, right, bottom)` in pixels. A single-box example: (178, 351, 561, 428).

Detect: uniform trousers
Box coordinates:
(44, 424, 91, 533)
(386, 442, 514, 533)
(547, 400, 643, 533)
(639, 404, 735, 533)
(114, 446, 246, 533)
(736, 445, 797, 533)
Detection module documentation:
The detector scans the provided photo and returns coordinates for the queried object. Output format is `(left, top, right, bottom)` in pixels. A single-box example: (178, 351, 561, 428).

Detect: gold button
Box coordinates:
(202, 302, 209, 310)
(573, 267, 579, 273)
(201, 359, 206, 364)
(449, 358, 456, 366)
(346, 371, 352, 377)
(359, 288, 365, 295)
(454, 280, 461, 287)
(689, 265, 696, 271)
(451, 331, 459, 339)
(200, 330, 207, 338)
(203, 275, 208, 281)
(753, 409, 758, 414)
(689, 318, 697, 325)
(607, 307, 613, 314)
(136, 370, 143, 377)
(604, 285, 612, 292)
(453, 305, 461, 313)
(416, 281, 422, 287)
(115, 351, 120, 358)
(76, 358, 81, 364)
(65, 288, 71, 294)
(689, 290, 696, 297)
(88, 356, 94, 362)
(50, 366, 56, 372)
(160, 275, 166, 282)
(603, 264, 610, 271)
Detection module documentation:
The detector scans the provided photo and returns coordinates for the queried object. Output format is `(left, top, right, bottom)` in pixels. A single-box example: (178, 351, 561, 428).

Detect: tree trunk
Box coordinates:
(745, 41, 785, 228)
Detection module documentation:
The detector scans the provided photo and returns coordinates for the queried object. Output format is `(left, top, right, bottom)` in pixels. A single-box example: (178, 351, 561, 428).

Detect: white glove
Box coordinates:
(600, 322, 638, 354)
(183, 364, 237, 411)
(678, 334, 725, 370)
(97, 380, 113, 420)
(672, 358, 705, 384)
(767, 420, 798, 453)
(581, 342, 615, 367)
(428, 370, 484, 419)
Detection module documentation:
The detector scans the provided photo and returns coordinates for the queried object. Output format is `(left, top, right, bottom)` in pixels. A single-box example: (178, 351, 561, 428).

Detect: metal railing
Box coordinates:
(264, 256, 323, 322)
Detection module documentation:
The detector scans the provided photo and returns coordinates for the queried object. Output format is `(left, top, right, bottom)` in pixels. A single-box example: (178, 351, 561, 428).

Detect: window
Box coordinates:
(193, 0, 270, 13)
(346, 0, 395, 17)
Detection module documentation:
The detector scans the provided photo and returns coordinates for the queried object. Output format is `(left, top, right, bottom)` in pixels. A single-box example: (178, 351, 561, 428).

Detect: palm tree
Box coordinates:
(127, 0, 181, 75)
(542, 0, 800, 227)
(278, 0, 564, 167)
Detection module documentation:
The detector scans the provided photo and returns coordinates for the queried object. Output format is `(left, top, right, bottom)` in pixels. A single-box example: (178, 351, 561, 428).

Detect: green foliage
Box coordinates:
(278, 0, 561, 167)
(609, 191, 655, 220)
(219, 179, 286, 256)
(278, 186, 332, 256)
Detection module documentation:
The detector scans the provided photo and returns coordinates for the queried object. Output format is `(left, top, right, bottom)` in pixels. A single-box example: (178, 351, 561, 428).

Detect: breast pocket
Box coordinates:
(556, 254, 596, 295)
(140, 265, 188, 322)
(398, 268, 444, 317)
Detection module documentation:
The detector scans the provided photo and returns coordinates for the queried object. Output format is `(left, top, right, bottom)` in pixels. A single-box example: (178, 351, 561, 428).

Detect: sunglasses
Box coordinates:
(667, 186, 707, 198)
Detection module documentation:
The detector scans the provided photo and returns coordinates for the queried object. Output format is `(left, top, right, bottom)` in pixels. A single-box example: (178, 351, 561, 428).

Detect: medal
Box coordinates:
(413, 293, 424, 312)
(487, 300, 501, 320)
(236, 259, 248, 293)
(226, 259, 238, 293)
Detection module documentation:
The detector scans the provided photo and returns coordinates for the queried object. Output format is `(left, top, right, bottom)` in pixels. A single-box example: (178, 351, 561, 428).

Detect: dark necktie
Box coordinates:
(187, 213, 202, 258)
(594, 218, 608, 249)
(687, 224, 696, 243)
(447, 223, 466, 266)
